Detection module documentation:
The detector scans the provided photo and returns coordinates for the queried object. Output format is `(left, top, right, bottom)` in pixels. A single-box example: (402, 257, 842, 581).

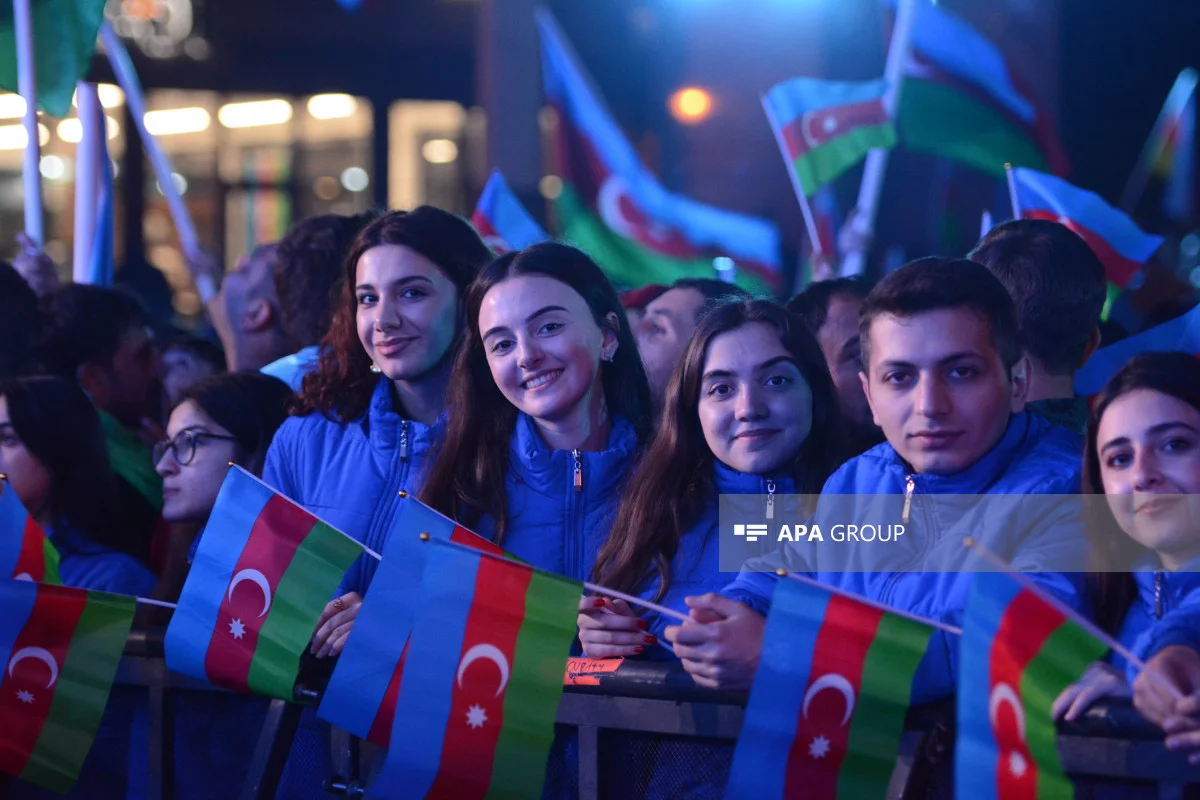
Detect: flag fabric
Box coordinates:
(373, 537, 579, 799)
(1012, 167, 1164, 289)
(762, 77, 896, 199)
(471, 170, 550, 255)
(318, 498, 506, 747)
(0, 0, 107, 117)
(75, 94, 115, 285)
(980, 209, 995, 240)
(1161, 91, 1196, 221)
(0, 483, 60, 585)
(725, 579, 935, 800)
(535, 8, 783, 294)
(165, 468, 363, 699)
(0, 580, 134, 793)
(956, 573, 1107, 799)
(1075, 302, 1200, 397)
(889, 0, 1067, 178)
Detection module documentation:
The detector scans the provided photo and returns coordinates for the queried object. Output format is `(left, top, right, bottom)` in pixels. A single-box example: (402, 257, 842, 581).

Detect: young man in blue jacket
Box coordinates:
(665, 257, 1088, 701)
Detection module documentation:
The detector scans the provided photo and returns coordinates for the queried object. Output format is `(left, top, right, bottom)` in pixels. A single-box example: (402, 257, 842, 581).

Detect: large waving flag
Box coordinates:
(762, 77, 896, 199)
(0, 481, 59, 585)
(535, 8, 783, 294)
(1011, 166, 1164, 289)
(726, 578, 935, 799)
(373, 537, 579, 799)
(471, 170, 550, 255)
(318, 498, 506, 747)
(73, 85, 115, 286)
(956, 572, 1106, 799)
(1122, 68, 1198, 218)
(0, 580, 135, 794)
(1074, 303, 1200, 397)
(889, 0, 1067, 178)
(0, 0, 107, 117)
(165, 468, 363, 699)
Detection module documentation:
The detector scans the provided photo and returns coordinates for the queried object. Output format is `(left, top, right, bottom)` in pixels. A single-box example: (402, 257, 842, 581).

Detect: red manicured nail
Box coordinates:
(633, 646, 644, 654)
(593, 598, 606, 607)
(636, 619, 648, 630)
(644, 635, 657, 644)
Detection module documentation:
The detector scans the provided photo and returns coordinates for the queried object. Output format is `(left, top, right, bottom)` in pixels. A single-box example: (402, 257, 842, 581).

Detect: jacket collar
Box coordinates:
(1132, 551, 1200, 615)
(364, 375, 433, 453)
(712, 459, 799, 496)
(881, 410, 1037, 494)
(509, 412, 640, 495)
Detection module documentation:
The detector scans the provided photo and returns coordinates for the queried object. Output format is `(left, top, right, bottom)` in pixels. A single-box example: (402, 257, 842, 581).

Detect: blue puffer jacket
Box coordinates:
(476, 413, 640, 581)
(262, 376, 436, 597)
(1117, 555, 1200, 681)
(49, 524, 157, 597)
(723, 410, 1089, 704)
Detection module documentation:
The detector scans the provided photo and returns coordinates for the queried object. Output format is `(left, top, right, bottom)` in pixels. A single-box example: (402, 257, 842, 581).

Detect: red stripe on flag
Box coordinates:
(450, 526, 506, 557)
(425, 556, 533, 799)
(202, 495, 315, 692)
(780, 98, 889, 162)
(366, 638, 410, 748)
(13, 518, 47, 582)
(1023, 209, 1144, 288)
(988, 590, 1067, 799)
(783, 595, 885, 799)
(0, 586, 87, 776)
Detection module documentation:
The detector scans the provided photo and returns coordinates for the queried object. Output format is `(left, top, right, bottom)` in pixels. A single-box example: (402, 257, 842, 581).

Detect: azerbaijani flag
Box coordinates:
(1074, 303, 1200, 397)
(165, 468, 363, 699)
(726, 579, 935, 799)
(471, 170, 550, 255)
(1159, 90, 1196, 222)
(763, 77, 896, 199)
(956, 572, 1106, 799)
(0, 0, 107, 117)
(0, 481, 60, 585)
(1012, 166, 1164, 289)
(0, 580, 134, 794)
(535, 8, 783, 294)
(318, 498, 506, 747)
(890, 0, 1067, 178)
(373, 537, 579, 798)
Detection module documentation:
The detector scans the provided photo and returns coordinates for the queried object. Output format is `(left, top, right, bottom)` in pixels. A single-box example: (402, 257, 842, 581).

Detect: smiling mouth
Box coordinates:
(522, 370, 564, 390)
(1135, 497, 1182, 516)
(735, 429, 779, 440)
(376, 338, 416, 356)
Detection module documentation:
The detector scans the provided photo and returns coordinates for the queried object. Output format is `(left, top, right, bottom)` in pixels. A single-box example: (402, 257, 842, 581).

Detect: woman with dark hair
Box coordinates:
(0, 376, 154, 595)
(1053, 352, 1200, 755)
(579, 299, 846, 656)
(420, 241, 651, 578)
(263, 206, 492, 658)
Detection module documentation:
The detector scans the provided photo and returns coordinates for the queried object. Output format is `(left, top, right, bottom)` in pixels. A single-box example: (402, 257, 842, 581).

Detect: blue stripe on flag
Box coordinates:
(165, 470, 272, 681)
(1075, 303, 1200, 396)
(762, 77, 890, 134)
(88, 111, 115, 286)
(318, 500, 455, 737)
(0, 486, 30, 579)
(476, 170, 549, 251)
(725, 578, 829, 799)
(376, 542, 482, 795)
(0, 580, 39, 661)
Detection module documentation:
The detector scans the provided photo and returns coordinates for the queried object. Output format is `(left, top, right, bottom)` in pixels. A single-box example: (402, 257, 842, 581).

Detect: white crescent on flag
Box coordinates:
(456, 643, 511, 697)
(227, 568, 273, 618)
(8, 646, 59, 687)
(802, 673, 856, 726)
(988, 682, 1027, 742)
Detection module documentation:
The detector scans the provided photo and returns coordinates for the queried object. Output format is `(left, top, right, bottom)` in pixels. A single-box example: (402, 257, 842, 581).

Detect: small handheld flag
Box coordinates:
(165, 468, 363, 699)
(1074, 303, 1200, 397)
(471, 170, 550, 255)
(0, 480, 60, 585)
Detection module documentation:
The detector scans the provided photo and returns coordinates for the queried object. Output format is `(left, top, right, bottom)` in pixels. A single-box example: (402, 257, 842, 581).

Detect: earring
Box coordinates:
(370, 362, 382, 374)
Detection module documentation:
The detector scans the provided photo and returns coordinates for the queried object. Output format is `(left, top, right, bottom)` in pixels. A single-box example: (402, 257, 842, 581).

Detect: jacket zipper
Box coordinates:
(399, 421, 409, 461)
(902, 475, 915, 524)
(881, 475, 919, 607)
(765, 480, 776, 520)
(569, 450, 584, 580)
(572, 449, 582, 492)
(1154, 571, 1164, 620)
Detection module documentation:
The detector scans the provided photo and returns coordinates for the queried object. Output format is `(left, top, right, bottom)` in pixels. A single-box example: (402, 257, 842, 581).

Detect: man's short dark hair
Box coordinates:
(786, 277, 872, 337)
(0, 261, 40, 380)
(860, 257, 1022, 371)
(274, 212, 375, 349)
(968, 219, 1106, 374)
(37, 284, 150, 378)
(670, 278, 752, 323)
(164, 336, 227, 374)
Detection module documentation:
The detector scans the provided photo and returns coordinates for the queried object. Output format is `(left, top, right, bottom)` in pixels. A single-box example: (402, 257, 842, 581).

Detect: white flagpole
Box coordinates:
(1005, 162, 1022, 218)
(979, 208, 994, 240)
(74, 82, 102, 283)
(1120, 68, 1199, 213)
(12, 0, 43, 246)
(839, 0, 919, 278)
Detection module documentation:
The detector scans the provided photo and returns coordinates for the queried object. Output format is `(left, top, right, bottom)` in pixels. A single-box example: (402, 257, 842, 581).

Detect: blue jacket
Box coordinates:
(476, 413, 640, 582)
(49, 523, 156, 596)
(1118, 555, 1200, 681)
(262, 376, 436, 597)
(723, 410, 1088, 704)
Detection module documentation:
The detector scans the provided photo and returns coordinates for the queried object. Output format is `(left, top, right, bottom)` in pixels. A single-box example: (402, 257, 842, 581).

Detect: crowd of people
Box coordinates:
(3, 207, 1200, 797)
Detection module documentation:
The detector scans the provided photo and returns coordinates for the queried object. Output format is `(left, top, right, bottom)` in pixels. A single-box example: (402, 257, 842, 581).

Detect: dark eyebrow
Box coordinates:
(1101, 421, 1200, 453)
(482, 305, 570, 341)
(355, 275, 434, 293)
(877, 351, 982, 371)
(702, 356, 798, 383)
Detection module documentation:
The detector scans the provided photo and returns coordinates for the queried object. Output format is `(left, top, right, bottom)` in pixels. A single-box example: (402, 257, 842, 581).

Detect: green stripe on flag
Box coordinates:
(21, 592, 134, 794)
(1024, 618, 1108, 799)
(793, 122, 897, 197)
(899, 80, 1048, 178)
(486, 570, 580, 799)
(41, 538, 61, 586)
(837, 613, 934, 798)
(0, 0, 108, 117)
(247, 521, 362, 699)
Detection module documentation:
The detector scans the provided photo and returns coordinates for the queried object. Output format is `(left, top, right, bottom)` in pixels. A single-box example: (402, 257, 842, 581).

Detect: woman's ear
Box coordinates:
(601, 311, 621, 362)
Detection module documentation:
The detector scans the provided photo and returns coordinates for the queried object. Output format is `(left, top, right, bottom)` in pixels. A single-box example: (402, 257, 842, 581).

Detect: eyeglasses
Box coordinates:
(153, 430, 239, 467)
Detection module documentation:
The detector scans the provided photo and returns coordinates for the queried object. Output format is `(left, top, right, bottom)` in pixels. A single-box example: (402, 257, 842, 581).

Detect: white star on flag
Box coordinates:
(466, 704, 488, 729)
(808, 734, 831, 759)
(1008, 751, 1027, 778)
(229, 619, 246, 639)
(16, 689, 34, 704)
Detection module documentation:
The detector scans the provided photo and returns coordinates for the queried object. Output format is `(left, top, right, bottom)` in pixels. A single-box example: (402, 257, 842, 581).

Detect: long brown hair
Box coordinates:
(294, 207, 493, 421)
(418, 242, 652, 542)
(592, 299, 847, 600)
(1084, 351, 1200, 634)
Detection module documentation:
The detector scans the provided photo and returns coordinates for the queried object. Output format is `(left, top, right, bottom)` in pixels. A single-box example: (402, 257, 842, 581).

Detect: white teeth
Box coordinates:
(523, 371, 560, 389)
